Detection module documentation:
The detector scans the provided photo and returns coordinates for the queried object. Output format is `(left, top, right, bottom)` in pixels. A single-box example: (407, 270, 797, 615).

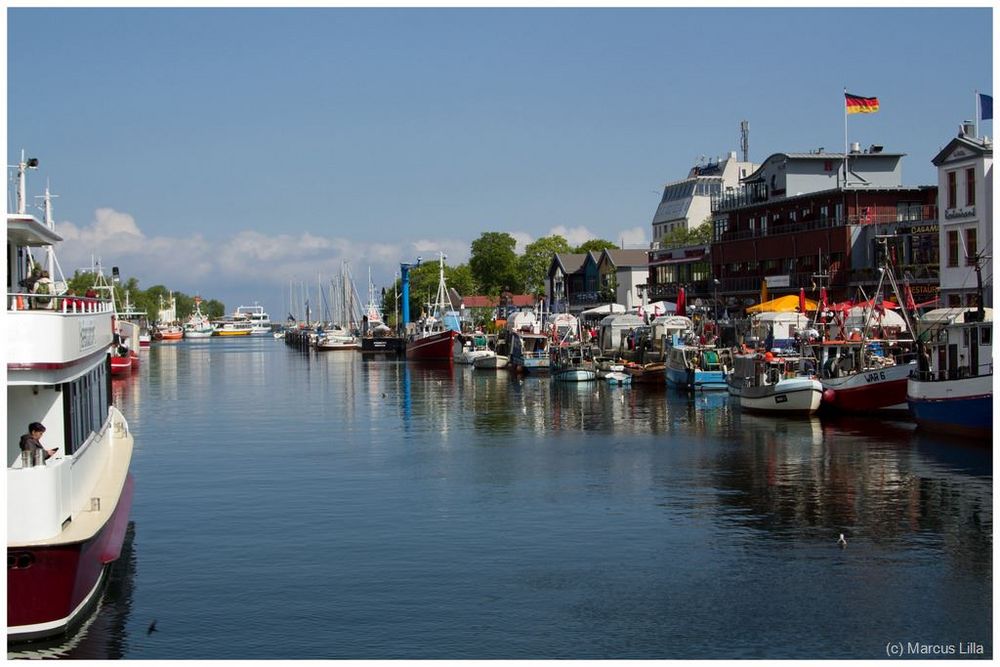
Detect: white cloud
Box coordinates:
(52, 209, 476, 307)
(547, 225, 596, 247)
(616, 226, 648, 248)
(508, 231, 534, 254)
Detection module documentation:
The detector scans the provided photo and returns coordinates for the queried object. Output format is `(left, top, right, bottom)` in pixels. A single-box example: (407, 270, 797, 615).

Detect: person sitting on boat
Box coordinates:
(18, 267, 42, 306)
(32, 270, 55, 310)
(19, 422, 58, 464)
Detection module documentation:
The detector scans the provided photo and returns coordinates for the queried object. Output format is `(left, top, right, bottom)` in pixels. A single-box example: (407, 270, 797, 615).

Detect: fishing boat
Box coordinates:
(807, 249, 921, 414)
(234, 304, 272, 335)
(7, 152, 135, 642)
(907, 304, 992, 438)
(405, 254, 458, 361)
(453, 332, 495, 365)
(665, 343, 733, 391)
(119, 291, 151, 348)
(360, 268, 404, 355)
(509, 329, 550, 374)
(551, 342, 597, 382)
(183, 296, 214, 339)
(727, 353, 823, 414)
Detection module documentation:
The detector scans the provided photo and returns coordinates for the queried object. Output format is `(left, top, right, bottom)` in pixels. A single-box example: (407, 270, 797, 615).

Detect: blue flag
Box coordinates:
(980, 93, 993, 121)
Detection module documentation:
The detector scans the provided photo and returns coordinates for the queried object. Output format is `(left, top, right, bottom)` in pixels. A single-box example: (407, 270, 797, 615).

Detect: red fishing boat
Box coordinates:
(405, 253, 458, 361)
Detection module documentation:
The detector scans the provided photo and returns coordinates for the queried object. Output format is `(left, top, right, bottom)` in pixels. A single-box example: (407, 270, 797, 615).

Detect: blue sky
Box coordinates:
(7, 7, 993, 314)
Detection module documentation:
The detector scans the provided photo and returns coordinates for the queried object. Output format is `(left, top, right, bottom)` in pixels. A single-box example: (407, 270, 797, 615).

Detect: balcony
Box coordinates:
(714, 207, 939, 244)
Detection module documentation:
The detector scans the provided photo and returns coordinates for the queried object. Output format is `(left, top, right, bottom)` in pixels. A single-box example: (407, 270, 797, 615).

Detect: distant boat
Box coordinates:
(183, 296, 214, 339)
(234, 304, 272, 335)
(212, 319, 253, 336)
(405, 253, 458, 361)
(314, 324, 361, 351)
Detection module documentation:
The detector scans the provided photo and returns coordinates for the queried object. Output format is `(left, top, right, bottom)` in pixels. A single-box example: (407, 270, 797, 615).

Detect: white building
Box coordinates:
(931, 122, 993, 308)
(651, 151, 757, 242)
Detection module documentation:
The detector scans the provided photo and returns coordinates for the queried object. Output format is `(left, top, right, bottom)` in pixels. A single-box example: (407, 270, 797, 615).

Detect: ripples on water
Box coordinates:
(14, 337, 991, 659)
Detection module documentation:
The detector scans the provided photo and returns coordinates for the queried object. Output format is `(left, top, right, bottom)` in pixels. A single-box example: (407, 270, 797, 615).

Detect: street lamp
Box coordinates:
(713, 278, 721, 322)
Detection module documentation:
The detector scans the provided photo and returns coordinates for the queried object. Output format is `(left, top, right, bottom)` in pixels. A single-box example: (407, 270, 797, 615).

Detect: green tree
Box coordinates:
(661, 219, 713, 248)
(574, 239, 618, 254)
(469, 232, 521, 296)
(519, 235, 571, 297)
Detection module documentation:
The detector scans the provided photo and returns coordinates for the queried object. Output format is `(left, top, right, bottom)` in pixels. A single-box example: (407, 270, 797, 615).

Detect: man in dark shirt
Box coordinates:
(19, 422, 57, 462)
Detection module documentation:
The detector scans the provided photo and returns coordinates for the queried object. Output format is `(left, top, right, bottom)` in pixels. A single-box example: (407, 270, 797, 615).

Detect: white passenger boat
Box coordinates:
(314, 324, 361, 351)
(234, 304, 272, 335)
(7, 152, 135, 642)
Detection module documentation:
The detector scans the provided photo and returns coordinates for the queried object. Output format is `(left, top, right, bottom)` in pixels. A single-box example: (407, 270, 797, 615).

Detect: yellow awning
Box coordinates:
(745, 294, 818, 313)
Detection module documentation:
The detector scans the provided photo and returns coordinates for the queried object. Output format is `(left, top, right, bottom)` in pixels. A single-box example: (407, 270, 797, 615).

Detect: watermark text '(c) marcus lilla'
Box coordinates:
(886, 641, 985, 657)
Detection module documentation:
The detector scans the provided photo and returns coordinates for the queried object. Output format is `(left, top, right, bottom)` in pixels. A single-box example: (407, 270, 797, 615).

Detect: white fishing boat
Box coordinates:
(727, 353, 823, 414)
(453, 332, 495, 364)
(183, 296, 215, 338)
(7, 151, 135, 642)
(551, 342, 597, 382)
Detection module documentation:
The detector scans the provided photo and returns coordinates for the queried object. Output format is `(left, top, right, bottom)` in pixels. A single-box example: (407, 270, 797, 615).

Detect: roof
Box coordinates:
(931, 134, 993, 166)
(601, 249, 649, 268)
(554, 253, 586, 273)
(463, 294, 537, 308)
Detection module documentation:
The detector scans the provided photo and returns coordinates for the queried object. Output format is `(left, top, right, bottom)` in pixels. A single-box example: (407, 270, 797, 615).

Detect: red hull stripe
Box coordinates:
(8, 346, 109, 372)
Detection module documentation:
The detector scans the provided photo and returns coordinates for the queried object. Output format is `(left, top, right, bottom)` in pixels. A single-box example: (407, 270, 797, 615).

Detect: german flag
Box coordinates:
(845, 93, 879, 114)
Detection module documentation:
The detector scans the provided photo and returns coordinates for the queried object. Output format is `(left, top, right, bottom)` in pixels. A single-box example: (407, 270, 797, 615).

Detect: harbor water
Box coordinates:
(12, 336, 992, 659)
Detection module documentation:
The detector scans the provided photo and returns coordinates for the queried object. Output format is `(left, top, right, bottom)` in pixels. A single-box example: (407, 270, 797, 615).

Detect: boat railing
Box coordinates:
(8, 293, 114, 315)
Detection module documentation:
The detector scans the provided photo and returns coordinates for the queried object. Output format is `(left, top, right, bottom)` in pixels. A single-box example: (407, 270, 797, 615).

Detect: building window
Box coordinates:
(947, 171, 957, 209)
(948, 293, 962, 307)
(789, 211, 797, 222)
(947, 230, 959, 267)
(965, 228, 978, 265)
(966, 168, 976, 206)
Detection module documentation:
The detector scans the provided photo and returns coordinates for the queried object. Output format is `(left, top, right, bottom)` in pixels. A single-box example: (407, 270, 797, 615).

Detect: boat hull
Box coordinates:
(406, 330, 456, 361)
(820, 362, 913, 413)
(474, 355, 509, 370)
(109, 355, 131, 376)
(553, 368, 597, 382)
(666, 365, 728, 391)
(361, 336, 405, 355)
(739, 378, 823, 414)
(7, 474, 135, 642)
(907, 374, 992, 438)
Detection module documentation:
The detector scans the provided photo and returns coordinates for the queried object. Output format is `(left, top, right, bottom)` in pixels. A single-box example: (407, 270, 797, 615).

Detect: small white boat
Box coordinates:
(314, 324, 361, 351)
(474, 354, 509, 370)
(728, 354, 822, 414)
(453, 332, 495, 365)
(551, 343, 597, 382)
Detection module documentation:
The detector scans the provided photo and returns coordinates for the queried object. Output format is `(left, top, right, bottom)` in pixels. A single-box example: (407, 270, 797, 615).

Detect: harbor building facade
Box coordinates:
(931, 123, 993, 308)
(707, 147, 939, 307)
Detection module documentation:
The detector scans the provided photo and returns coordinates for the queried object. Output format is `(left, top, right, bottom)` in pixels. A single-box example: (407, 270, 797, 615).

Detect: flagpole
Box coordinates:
(843, 87, 849, 186)
(975, 89, 979, 138)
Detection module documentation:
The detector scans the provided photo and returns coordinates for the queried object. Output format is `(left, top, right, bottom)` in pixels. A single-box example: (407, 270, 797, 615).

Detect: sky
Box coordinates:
(6, 5, 994, 316)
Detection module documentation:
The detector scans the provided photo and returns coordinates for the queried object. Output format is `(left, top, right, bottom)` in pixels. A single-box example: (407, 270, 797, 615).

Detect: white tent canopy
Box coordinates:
(632, 301, 676, 316)
(580, 303, 626, 317)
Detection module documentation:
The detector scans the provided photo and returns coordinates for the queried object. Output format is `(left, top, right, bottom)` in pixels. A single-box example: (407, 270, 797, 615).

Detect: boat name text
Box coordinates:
(80, 319, 96, 351)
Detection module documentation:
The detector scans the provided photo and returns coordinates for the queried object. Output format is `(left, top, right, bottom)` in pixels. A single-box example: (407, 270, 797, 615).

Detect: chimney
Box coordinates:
(960, 120, 975, 137)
